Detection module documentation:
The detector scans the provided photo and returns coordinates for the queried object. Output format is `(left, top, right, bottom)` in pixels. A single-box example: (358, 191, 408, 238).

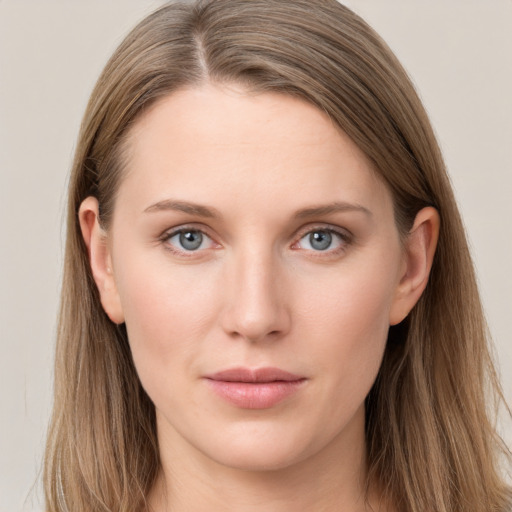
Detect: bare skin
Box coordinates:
(80, 83, 439, 512)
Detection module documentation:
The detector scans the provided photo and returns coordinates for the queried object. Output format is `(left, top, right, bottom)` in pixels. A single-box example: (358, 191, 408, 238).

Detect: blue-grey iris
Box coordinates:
(310, 231, 332, 251)
(180, 231, 203, 250)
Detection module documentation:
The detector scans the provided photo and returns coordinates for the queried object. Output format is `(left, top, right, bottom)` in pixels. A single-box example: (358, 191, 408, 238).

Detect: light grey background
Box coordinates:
(1, 1, 511, 511)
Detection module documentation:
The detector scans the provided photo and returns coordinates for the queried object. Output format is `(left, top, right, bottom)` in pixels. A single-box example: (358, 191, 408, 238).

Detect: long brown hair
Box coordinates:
(44, 1, 511, 511)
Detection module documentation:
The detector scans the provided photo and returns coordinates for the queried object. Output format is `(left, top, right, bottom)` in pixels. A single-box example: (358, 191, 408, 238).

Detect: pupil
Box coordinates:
(310, 231, 331, 251)
(180, 231, 203, 250)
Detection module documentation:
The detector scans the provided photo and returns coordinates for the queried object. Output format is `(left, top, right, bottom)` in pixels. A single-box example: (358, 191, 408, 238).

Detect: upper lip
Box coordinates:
(205, 367, 304, 383)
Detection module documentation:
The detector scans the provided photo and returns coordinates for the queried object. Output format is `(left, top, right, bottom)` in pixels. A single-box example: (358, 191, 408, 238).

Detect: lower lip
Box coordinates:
(205, 379, 306, 409)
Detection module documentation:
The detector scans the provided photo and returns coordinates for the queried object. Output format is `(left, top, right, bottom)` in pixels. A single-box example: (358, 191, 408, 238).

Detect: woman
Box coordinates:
(43, 1, 511, 511)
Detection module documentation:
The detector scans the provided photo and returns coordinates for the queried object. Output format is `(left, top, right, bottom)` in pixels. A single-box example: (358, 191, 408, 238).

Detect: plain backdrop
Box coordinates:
(1, 1, 511, 510)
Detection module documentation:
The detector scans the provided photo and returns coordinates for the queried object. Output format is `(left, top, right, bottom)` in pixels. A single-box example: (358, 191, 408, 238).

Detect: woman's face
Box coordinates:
(89, 84, 419, 472)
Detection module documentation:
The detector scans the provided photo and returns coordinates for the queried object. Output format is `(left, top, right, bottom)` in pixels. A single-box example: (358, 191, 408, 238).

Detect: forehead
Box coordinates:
(116, 83, 392, 222)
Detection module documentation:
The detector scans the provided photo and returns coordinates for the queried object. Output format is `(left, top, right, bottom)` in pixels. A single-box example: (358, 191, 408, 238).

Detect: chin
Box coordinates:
(192, 417, 338, 473)
(207, 440, 310, 472)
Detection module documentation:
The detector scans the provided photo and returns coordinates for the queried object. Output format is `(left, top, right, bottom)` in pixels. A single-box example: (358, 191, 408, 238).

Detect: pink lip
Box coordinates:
(204, 367, 306, 409)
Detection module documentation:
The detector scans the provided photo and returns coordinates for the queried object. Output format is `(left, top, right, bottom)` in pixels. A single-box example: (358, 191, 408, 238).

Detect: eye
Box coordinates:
(295, 228, 348, 252)
(164, 228, 216, 253)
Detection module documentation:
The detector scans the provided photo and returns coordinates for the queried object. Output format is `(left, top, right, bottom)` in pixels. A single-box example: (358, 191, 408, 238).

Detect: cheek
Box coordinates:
(294, 251, 399, 391)
(113, 251, 222, 380)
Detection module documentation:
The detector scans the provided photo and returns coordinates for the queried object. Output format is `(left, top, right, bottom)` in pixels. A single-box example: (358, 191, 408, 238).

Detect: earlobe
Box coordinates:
(79, 197, 125, 324)
(389, 206, 440, 326)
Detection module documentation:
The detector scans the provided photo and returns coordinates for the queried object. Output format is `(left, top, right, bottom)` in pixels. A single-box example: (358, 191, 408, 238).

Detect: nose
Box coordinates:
(219, 247, 291, 343)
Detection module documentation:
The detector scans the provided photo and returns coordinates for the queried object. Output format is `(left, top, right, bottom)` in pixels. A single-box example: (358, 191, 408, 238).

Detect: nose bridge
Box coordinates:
(221, 242, 290, 343)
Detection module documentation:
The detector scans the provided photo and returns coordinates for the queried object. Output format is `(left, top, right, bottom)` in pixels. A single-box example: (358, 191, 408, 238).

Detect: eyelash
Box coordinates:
(158, 224, 353, 258)
(158, 225, 219, 258)
(292, 225, 352, 257)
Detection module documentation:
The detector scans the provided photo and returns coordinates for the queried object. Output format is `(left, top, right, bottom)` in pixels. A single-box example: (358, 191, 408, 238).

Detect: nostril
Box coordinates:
(225, 322, 288, 344)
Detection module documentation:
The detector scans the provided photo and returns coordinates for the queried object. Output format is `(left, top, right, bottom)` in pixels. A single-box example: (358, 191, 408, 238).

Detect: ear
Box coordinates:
(389, 207, 440, 326)
(79, 197, 125, 324)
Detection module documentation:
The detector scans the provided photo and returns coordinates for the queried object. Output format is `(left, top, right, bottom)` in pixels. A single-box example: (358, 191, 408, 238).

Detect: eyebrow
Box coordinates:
(294, 202, 372, 219)
(143, 199, 372, 219)
(143, 199, 219, 218)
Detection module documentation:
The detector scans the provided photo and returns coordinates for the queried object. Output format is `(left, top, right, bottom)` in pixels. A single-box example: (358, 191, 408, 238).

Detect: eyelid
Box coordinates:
(293, 223, 352, 241)
(291, 223, 353, 253)
(157, 222, 353, 256)
(158, 224, 221, 255)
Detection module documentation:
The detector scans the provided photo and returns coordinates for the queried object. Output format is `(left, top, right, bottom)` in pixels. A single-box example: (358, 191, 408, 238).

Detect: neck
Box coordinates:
(148, 407, 389, 512)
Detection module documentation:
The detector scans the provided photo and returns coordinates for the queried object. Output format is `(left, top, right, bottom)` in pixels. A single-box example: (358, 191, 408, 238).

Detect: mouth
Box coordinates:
(204, 367, 307, 409)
